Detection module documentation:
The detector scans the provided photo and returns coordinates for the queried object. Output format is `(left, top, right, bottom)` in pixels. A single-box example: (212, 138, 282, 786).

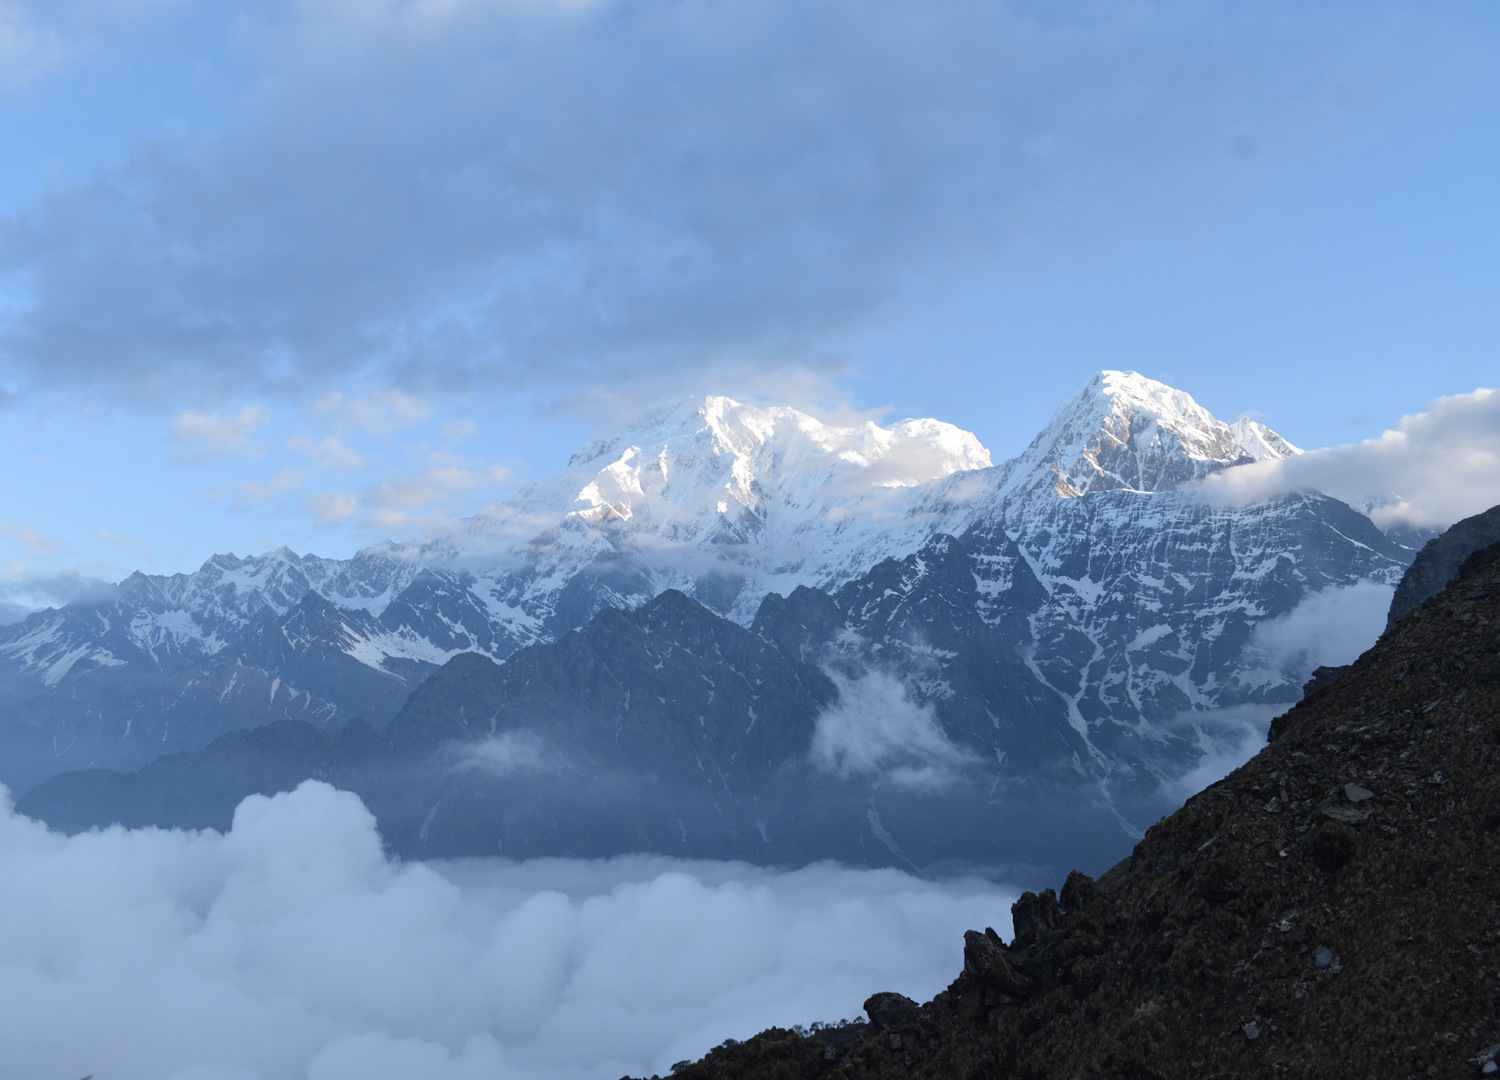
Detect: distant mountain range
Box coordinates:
(5, 372, 1422, 874)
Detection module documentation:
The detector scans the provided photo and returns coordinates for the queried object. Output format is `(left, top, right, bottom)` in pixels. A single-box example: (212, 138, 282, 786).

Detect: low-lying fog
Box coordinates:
(0, 780, 1017, 1080)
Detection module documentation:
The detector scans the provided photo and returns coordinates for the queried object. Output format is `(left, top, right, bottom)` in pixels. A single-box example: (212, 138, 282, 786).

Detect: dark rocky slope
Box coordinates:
(1388, 504, 1500, 625)
(660, 537, 1500, 1079)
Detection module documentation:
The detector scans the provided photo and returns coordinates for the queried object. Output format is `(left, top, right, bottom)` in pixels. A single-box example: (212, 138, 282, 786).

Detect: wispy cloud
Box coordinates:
(316, 390, 432, 437)
(6, 3, 1432, 407)
(453, 731, 554, 777)
(0, 567, 117, 622)
(810, 668, 977, 792)
(288, 433, 365, 470)
(229, 467, 305, 510)
(0, 521, 59, 556)
(169, 404, 268, 460)
(364, 458, 511, 530)
(1246, 581, 1394, 676)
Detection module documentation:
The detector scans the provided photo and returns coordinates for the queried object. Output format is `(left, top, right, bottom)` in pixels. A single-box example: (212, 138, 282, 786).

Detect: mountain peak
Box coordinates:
(1085, 370, 1227, 439)
(561, 394, 991, 530)
(1000, 370, 1299, 499)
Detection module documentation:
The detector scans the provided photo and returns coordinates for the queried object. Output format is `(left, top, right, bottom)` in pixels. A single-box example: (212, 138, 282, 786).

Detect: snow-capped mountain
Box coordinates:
(0, 372, 1404, 796)
(980, 370, 1303, 503)
(409, 393, 995, 623)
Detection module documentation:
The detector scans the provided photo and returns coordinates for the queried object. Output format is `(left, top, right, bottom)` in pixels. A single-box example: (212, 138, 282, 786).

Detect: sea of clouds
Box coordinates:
(0, 781, 1016, 1080)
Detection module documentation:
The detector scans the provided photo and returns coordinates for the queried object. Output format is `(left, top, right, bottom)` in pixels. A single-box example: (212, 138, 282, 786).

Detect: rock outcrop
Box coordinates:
(1388, 503, 1500, 625)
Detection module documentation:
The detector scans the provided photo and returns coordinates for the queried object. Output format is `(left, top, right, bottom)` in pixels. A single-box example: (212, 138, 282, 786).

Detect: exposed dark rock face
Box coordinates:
(655, 535, 1500, 1079)
(1388, 504, 1500, 625)
(16, 582, 1139, 873)
(18, 591, 848, 864)
(1299, 664, 1349, 700)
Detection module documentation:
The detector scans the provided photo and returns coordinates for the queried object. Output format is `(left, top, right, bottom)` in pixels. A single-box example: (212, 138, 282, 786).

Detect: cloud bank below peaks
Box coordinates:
(1195, 388, 1499, 528)
(0, 780, 1015, 1080)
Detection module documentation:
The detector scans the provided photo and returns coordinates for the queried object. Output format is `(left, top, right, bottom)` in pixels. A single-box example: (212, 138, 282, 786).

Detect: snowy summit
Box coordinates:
(994, 370, 1303, 501)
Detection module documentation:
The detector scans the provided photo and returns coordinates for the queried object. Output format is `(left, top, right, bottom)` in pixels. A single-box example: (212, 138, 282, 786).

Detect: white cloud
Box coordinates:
(810, 669, 977, 791)
(366, 462, 508, 529)
(318, 390, 433, 437)
(1247, 581, 1394, 676)
(170, 404, 268, 460)
(0, 780, 1014, 1080)
(0, 568, 117, 623)
(1197, 387, 1500, 528)
(289, 433, 366, 470)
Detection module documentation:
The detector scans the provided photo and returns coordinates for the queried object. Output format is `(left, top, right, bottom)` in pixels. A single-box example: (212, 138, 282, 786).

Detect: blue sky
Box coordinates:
(2, 1, 1498, 597)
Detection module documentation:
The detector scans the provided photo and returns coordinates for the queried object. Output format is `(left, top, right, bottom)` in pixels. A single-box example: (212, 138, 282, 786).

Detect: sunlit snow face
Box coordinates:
(0, 781, 1016, 1080)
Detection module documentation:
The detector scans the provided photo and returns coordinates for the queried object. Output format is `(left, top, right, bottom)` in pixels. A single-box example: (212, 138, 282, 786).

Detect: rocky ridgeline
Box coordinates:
(656, 531, 1500, 1079)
